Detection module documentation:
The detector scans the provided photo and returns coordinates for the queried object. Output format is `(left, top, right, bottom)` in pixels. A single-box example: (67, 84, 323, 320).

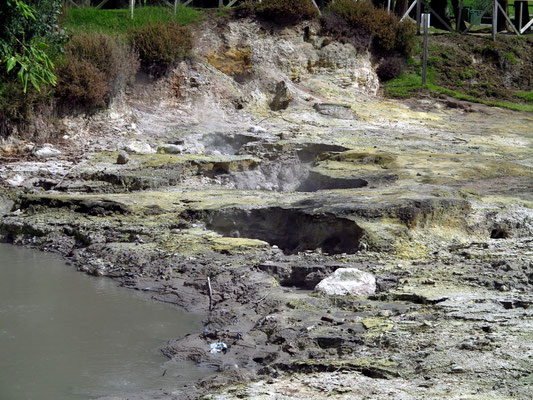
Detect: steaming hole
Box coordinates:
(201, 132, 259, 155)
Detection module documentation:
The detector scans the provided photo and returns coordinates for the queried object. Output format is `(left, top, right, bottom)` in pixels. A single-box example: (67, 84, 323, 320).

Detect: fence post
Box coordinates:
(417, 0, 422, 34)
(492, 0, 497, 40)
(422, 13, 430, 85)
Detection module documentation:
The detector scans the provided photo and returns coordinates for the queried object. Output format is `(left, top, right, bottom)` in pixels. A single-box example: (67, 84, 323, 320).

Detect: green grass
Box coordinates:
(515, 91, 533, 103)
(384, 70, 533, 112)
(63, 6, 204, 35)
(383, 72, 422, 98)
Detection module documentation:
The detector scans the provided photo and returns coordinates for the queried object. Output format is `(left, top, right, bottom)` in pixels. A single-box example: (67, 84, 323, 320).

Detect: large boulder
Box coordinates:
(33, 145, 61, 159)
(315, 268, 376, 296)
(123, 141, 153, 154)
(157, 144, 184, 154)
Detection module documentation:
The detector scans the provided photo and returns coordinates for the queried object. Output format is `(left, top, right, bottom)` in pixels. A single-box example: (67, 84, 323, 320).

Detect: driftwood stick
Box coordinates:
(207, 276, 213, 311)
(253, 291, 270, 305)
(53, 165, 77, 189)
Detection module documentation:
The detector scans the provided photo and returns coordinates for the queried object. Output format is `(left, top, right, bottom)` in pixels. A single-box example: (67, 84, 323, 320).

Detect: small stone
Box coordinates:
(315, 268, 376, 296)
(248, 125, 267, 133)
(116, 151, 129, 165)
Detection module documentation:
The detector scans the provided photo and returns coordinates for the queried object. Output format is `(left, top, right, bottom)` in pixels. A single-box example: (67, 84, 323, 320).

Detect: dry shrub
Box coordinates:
(321, 9, 373, 53)
(377, 56, 404, 81)
(251, 0, 319, 24)
(55, 59, 108, 108)
(324, 0, 416, 57)
(128, 23, 192, 73)
(56, 32, 139, 111)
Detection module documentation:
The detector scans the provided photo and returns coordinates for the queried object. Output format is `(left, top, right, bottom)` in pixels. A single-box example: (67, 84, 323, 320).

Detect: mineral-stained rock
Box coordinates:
(315, 268, 376, 296)
(157, 144, 184, 154)
(270, 81, 293, 111)
(313, 103, 358, 120)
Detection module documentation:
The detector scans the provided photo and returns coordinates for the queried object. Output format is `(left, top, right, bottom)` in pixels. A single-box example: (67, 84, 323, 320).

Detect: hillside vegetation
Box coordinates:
(1, 1, 533, 141)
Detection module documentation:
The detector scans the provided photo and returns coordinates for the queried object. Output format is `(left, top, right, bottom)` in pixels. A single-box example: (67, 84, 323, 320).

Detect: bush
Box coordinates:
(377, 56, 404, 81)
(128, 22, 192, 73)
(323, 0, 416, 57)
(248, 0, 319, 25)
(395, 19, 417, 58)
(55, 32, 139, 110)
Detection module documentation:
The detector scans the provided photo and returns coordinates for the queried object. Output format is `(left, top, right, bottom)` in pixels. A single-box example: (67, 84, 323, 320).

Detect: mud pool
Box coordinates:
(0, 244, 210, 400)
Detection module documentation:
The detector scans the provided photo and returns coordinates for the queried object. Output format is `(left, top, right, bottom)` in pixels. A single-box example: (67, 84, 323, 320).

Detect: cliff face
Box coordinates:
(1, 18, 533, 400)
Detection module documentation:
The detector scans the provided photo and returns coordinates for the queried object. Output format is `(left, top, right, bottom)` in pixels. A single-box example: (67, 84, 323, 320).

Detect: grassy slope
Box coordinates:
(384, 35, 533, 112)
(385, 71, 533, 112)
(63, 6, 204, 34)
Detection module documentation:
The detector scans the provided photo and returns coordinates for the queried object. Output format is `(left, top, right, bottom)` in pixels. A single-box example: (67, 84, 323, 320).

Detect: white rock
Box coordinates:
(157, 144, 183, 154)
(248, 125, 267, 133)
(34, 146, 61, 159)
(315, 268, 376, 296)
(123, 141, 153, 154)
(6, 174, 25, 187)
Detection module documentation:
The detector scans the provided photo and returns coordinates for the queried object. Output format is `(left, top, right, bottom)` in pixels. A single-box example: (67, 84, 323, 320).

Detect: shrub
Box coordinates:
(55, 32, 139, 110)
(377, 56, 404, 81)
(248, 0, 319, 25)
(128, 22, 192, 73)
(323, 0, 415, 57)
(395, 19, 417, 58)
(321, 10, 373, 53)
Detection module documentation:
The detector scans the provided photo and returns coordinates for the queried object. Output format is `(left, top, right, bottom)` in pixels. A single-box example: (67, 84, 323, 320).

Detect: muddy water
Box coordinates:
(0, 244, 209, 400)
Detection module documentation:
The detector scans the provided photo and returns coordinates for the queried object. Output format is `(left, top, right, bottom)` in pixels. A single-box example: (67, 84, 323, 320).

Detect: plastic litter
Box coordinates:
(209, 342, 228, 354)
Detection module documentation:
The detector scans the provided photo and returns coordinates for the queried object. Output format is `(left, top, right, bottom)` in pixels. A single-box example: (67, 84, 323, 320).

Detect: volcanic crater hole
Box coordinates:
(204, 207, 363, 255)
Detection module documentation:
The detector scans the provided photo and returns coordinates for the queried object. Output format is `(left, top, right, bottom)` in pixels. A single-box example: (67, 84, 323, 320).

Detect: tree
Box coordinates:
(394, 0, 409, 18)
(0, 0, 62, 92)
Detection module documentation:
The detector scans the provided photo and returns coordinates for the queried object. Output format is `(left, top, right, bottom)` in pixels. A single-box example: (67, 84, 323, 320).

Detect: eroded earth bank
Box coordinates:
(1, 18, 532, 399)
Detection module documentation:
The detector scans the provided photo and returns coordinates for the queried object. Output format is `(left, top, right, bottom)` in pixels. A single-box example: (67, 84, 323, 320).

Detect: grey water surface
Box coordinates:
(0, 243, 209, 400)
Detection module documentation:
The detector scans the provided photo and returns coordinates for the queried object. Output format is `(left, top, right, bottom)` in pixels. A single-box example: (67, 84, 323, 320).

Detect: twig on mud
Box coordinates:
(252, 291, 270, 305)
(151, 295, 180, 306)
(207, 276, 213, 312)
(257, 114, 277, 125)
(53, 164, 77, 190)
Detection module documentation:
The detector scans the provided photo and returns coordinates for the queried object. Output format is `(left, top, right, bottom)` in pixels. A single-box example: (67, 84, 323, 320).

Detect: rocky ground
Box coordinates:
(1, 18, 532, 400)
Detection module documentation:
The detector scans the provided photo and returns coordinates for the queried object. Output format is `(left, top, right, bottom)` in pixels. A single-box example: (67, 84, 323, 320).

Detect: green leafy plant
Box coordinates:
(0, 0, 62, 92)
